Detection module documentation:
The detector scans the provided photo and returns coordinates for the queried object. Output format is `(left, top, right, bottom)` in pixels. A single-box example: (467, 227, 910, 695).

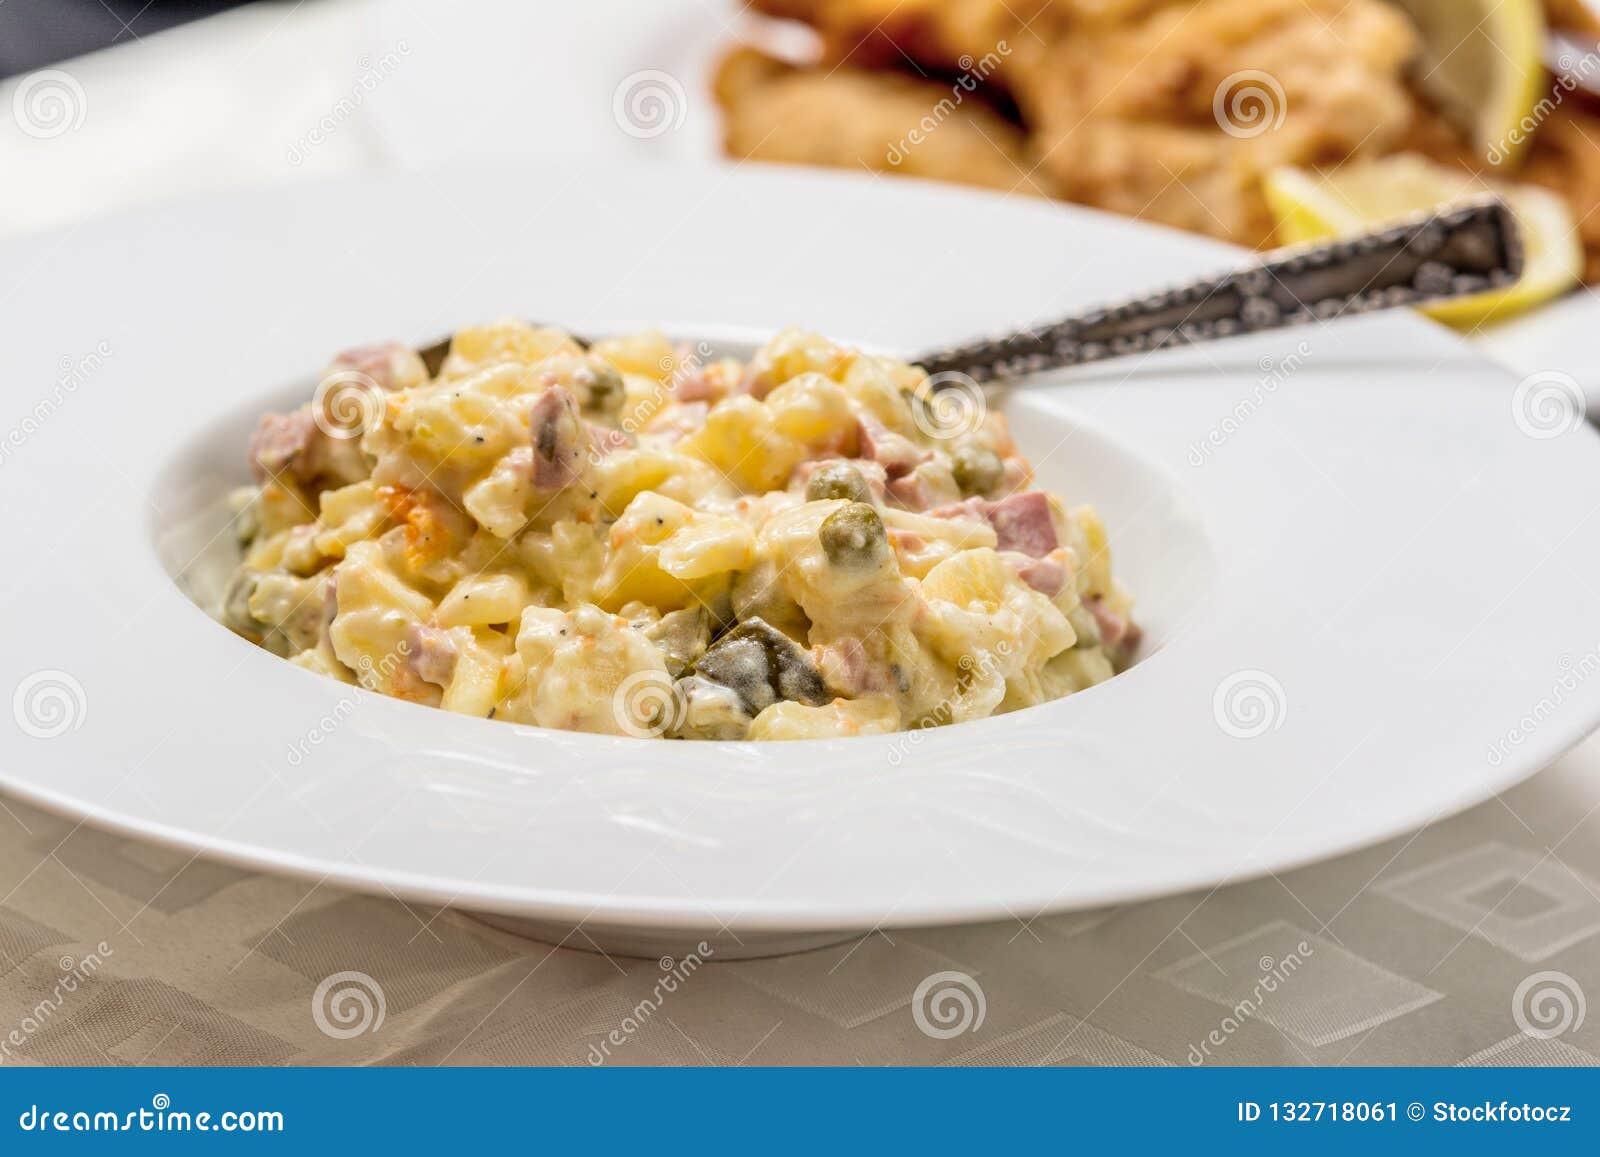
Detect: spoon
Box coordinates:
(417, 198, 1521, 384)
(914, 197, 1521, 383)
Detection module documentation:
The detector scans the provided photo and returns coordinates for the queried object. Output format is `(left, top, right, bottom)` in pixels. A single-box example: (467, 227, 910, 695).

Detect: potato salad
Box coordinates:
(221, 321, 1139, 740)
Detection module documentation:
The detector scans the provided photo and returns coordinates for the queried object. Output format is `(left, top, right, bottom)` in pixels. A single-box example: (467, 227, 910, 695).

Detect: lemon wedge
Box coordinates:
(1389, 0, 1548, 165)
(1263, 156, 1582, 327)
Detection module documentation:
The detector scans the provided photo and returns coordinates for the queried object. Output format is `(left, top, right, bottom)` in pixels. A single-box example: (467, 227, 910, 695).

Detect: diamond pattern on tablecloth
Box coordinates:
(1458, 1034, 1600, 1066)
(1153, 919, 1441, 1047)
(1378, 842, 1600, 962)
(942, 1011, 1168, 1066)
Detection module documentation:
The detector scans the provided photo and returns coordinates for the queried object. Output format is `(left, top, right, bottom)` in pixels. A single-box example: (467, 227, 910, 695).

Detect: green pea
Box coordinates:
(580, 361, 625, 413)
(806, 462, 872, 504)
(951, 444, 1004, 497)
(820, 502, 890, 570)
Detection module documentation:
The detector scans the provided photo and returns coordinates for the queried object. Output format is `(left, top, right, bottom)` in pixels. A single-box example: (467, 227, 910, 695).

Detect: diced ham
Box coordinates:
(528, 387, 586, 489)
(983, 491, 1058, 558)
(249, 410, 316, 482)
(248, 404, 369, 489)
(1086, 597, 1140, 652)
(325, 341, 425, 393)
(1005, 550, 1067, 597)
(404, 623, 460, 688)
(857, 415, 929, 480)
(928, 492, 1058, 558)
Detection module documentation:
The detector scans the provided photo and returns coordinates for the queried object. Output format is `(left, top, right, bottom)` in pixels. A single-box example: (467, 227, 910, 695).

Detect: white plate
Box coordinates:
(4, 162, 1600, 959)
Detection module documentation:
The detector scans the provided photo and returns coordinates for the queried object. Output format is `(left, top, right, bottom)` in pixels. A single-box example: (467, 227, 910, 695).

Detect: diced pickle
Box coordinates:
(692, 617, 829, 715)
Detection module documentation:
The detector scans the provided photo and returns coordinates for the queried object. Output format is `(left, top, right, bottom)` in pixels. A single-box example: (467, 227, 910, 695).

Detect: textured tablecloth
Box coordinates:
(2, 733, 1597, 1067)
(2, 0, 1599, 1068)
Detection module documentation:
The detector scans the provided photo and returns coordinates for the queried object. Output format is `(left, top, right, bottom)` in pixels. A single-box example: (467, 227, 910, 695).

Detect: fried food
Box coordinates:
(1545, 0, 1600, 35)
(1522, 103, 1600, 281)
(718, 0, 1600, 276)
(1011, 0, 1419, 246)
(714, 47, 1058, 196)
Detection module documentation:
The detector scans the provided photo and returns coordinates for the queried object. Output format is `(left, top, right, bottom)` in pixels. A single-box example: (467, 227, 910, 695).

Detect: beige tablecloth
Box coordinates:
(3, 733, 1598, 1067)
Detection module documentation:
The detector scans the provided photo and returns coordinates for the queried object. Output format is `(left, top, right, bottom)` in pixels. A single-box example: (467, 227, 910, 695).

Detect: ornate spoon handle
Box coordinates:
(913, 197, 1524, 384)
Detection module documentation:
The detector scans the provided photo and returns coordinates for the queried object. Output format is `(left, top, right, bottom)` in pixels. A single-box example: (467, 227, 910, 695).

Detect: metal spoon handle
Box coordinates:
(913, 197, 1524, 384)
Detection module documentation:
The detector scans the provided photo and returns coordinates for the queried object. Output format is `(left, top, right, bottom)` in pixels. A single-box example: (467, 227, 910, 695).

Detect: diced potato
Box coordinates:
(437, 573, 529, 627)
(747, 696, 900, 740)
